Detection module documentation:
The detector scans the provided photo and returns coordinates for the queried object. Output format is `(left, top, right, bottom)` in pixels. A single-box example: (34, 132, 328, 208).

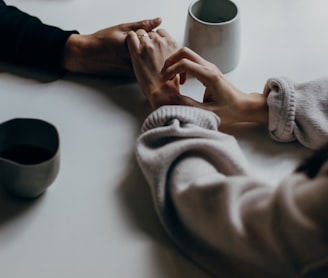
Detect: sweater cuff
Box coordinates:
(141, 106, 221, 133)
(264, 77, 297, 142)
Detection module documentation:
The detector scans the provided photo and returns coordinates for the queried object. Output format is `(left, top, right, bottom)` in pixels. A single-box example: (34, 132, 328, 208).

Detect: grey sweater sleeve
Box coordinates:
(265, 77, 328, 149)
(136, 105, 328, 277)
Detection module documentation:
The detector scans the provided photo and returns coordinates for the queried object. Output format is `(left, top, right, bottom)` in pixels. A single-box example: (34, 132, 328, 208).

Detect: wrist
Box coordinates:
(61, 34, 87, 72)
(237, 93, 268, 124)
(148, 81, 181, 110)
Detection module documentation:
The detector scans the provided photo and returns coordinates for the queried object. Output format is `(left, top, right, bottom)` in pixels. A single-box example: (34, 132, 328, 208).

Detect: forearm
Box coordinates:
(236, 92, 268, 124)
(171, 156, 328, 277)
(61, 33, 87, 73)
(137, 105, 250, 186)
(136, 105, 254, 275)
(231, 75, 328, 149)
(0, 2, 77, 72)
(136, 105, 328, 277)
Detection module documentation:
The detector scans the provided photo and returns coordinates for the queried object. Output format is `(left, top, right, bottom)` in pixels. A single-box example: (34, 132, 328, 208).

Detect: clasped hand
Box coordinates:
(126, 28, 265, 125)
(62, 18, 162, 77)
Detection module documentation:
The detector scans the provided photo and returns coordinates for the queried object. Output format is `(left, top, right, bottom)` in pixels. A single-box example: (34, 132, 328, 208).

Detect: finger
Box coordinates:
(156, 28, 171, 38)
(162, 47, 205, 73)
(135, 29, 148, 37)
(180, 94, 206, 109)
(152, 91, 205, 110)
(126, 31, 140, 54)
(135, 29, 151, 44)
(181, 95, 219, 118)
(161, 47, 211, 84)
(162, 58, 211, 86)
(139, 33, 150, 40)
(179, 72, 187, 85)
(125, 17, 162, 32)
(148, 30, 158, 39)
(165, 70, 187, 85)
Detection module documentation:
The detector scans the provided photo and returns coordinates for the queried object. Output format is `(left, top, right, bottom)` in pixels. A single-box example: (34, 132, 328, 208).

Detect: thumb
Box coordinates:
(181, 95, 206, 109)
(127, 17, 162, 32)
(182, 95, 218, 116)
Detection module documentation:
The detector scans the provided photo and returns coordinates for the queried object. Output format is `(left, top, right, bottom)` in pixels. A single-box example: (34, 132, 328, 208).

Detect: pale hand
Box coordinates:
(161, 47, 268, 125)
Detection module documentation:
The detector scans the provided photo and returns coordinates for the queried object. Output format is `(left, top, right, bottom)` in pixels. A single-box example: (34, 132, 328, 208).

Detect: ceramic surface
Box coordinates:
(184, 0, 240, 73)
(0, 118, 60, 198)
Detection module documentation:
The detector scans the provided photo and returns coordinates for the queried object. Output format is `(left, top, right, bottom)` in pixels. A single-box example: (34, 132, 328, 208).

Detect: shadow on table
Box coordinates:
(0, 185, 44, 228)
(222, 122, 311, 164)
(66, 73, 151, 125)
(116, 153, 212, 278)
(0, 67, 210, 277)
(0, 62, 64, 83)
(0, 62, 148, 123)
(64, 75, 210, 277)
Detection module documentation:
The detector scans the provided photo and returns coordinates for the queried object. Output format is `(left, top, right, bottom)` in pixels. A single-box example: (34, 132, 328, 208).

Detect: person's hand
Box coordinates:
(127, 28, 200, 110)
(62, 18, 162, 77)
(161, 47, 268, 125)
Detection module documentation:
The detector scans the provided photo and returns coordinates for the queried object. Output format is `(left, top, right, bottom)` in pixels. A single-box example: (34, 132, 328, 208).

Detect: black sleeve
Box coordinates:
(0, 0, 78, 72)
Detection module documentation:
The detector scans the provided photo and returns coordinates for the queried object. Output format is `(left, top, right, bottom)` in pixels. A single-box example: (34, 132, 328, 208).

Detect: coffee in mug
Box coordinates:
(0, 118, 60, 199)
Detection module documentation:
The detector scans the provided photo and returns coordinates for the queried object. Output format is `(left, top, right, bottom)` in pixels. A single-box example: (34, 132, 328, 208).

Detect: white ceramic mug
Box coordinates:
(184, 0, 240, 73)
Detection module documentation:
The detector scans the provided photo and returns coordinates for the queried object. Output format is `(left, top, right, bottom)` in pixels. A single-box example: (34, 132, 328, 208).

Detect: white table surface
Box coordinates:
(1, 0, 327, 277)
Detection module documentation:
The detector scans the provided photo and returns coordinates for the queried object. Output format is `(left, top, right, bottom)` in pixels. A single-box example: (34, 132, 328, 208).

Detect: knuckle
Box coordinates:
(143, 43, 155, 53)
(168, 39, 177, 48)
(180, 47, 189, 54)
(180, 58, 189, 67)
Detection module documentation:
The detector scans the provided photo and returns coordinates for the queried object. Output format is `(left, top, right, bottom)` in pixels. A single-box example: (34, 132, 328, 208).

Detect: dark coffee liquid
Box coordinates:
(0, 145, 54, 164)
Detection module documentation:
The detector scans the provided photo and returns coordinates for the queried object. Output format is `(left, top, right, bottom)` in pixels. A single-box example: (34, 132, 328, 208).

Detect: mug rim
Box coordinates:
(188, 0, 239, 26)
(0, 118, 60, 167)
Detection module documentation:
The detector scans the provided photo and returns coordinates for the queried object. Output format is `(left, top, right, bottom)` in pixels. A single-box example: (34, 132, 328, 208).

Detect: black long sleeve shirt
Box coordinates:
(0, 0, 77, 71)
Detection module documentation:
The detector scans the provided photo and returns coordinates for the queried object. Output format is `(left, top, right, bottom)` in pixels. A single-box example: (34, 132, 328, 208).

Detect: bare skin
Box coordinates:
(62, 18, 162, 77)
(161, 47, 268, 125)
(127, 28, 268, 125)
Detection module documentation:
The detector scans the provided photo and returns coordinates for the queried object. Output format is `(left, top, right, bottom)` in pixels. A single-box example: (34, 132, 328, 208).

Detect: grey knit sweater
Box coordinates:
(136, 77, 328, 277)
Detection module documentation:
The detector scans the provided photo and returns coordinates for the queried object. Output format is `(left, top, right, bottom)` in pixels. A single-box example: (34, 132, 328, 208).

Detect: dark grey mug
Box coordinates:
(0, 118, 60, 198)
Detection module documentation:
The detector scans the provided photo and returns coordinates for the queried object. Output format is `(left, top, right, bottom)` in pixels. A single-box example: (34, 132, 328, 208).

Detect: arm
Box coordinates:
(127, 29, 328, 277)
(0, 1, 76, 72)
(0, 1, 161, 75)
(264, 77, 328, 149)
(161, 47, 328, 149)
(61, 18, 162, 76)
(160, 47, 268, 126)
(137, 106, 328, 277)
